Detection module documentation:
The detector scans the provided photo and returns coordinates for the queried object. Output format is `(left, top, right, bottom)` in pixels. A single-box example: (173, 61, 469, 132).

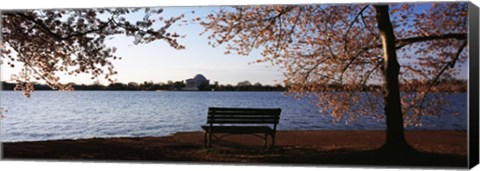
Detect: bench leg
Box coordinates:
(272, 133, 276, 148)
(264, 133, 268, 148)
(204, 132, 208, 148)
(208, 132, 213, 148)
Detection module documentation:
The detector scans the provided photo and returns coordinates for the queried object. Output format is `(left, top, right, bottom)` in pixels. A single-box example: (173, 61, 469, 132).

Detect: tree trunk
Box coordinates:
(373, 5, 415, 153)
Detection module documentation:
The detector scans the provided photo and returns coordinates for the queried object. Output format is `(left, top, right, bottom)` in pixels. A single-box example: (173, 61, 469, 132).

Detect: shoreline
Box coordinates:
(0, 129, 467, 143)
(2, 130, 467, 167)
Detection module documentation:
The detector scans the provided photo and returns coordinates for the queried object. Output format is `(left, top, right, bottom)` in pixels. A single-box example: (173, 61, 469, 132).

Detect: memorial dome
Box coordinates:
(193, 74, 207, 81)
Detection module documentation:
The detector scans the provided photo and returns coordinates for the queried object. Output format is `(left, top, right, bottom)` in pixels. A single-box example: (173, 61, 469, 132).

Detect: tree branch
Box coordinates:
(9, 12, 114, 41)
(359, 33, 467, 51)
(344, 5, 370, 52)
(5, 41, 61, 89)
(418, 40, 467, 115)
(340, 50, 367, 84)
(449, 40, 467, 68)
(361, 59, 383, 89)
(360, 12, 376, 36)
(396, 33, 467, 49)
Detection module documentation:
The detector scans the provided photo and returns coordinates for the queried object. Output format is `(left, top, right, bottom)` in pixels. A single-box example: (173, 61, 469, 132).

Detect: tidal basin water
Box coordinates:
(0, 91, 467, 142)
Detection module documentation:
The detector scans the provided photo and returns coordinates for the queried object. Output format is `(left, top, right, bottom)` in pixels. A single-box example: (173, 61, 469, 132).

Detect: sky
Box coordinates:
(83, 6, 286, 86)
(2, 6, 285, 86)
(106, 6, 284, 85)
(0, 1, 470, 86)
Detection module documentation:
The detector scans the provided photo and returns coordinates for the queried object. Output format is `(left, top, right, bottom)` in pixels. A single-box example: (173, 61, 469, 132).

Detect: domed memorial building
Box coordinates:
(183, 74, 210, 91)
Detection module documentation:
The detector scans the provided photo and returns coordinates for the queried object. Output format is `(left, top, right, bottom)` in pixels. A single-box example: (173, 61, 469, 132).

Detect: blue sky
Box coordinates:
(1, 3, 468, 86)
(2, 6, 285, 86)
(99, 6, 284, 85)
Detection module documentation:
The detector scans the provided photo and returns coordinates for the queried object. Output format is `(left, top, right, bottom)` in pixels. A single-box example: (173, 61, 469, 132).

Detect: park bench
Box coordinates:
(201, 107, 281, 148)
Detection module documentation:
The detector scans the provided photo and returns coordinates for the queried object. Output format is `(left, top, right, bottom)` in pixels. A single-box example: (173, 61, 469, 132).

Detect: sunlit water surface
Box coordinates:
(0, 91, 467, 142)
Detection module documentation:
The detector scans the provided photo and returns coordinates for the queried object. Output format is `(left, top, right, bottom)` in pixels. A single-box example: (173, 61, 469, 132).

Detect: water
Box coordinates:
(0, 91, 467, 142)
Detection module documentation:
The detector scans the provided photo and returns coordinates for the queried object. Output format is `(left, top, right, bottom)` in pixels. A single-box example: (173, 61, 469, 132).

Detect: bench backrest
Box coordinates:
(207, 107, 281, 125)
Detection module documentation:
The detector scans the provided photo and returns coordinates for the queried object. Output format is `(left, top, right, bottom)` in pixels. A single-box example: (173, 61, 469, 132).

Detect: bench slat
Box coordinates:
(201, 126, 273, 133)
(207, 120, 278, 124)
(208, 112, 280, 115)
(208, 112, 280, 116)
(208, 116, 279, 119)
(210, 108, 280, 114)
(209, 107, 281, 112)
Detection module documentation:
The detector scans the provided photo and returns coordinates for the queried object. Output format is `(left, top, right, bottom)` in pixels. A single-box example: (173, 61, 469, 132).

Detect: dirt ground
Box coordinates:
(1, 130, 468, 168)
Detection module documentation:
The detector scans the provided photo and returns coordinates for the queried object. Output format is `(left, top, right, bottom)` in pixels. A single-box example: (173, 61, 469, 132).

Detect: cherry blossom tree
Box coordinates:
(2, 8, 185, 97)
(199, 2, 468, 152)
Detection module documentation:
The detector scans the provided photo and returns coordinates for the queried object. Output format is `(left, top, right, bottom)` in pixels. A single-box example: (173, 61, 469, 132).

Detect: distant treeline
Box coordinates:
(1, 79, 466, 92)
(0, 81, 286, 91)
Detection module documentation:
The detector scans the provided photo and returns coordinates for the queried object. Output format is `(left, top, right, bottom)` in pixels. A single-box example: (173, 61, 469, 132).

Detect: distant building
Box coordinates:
(183, 74, 210, 91)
